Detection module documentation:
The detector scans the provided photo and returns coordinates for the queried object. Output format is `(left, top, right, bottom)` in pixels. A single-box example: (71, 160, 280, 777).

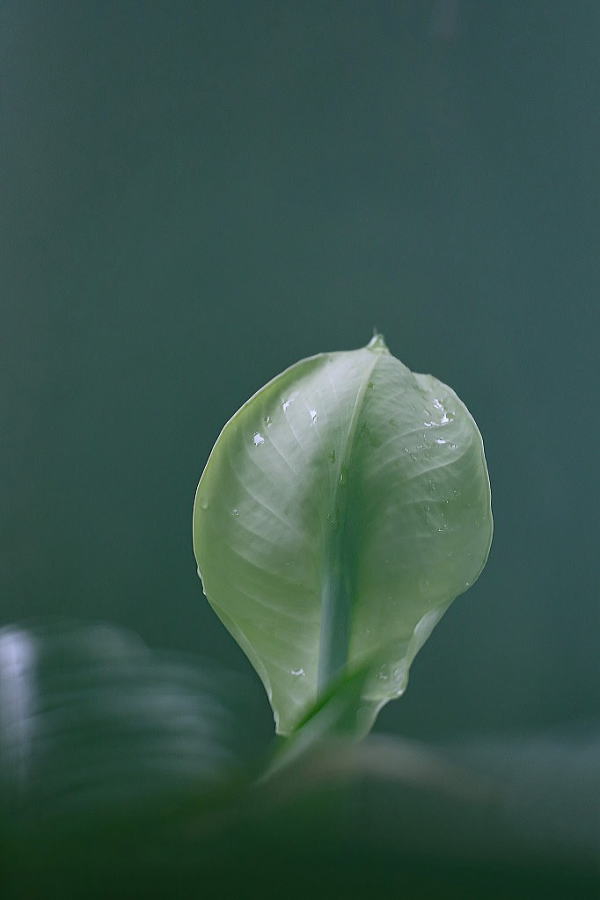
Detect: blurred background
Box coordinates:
(2, 0, 598, 779)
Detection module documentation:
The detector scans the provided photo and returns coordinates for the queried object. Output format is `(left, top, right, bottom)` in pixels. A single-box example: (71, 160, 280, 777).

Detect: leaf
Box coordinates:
(193, 335, 492, 736)
(0, 622, 261, 828)
(0, 621, 271, 898)
(261, 664, 377, 781)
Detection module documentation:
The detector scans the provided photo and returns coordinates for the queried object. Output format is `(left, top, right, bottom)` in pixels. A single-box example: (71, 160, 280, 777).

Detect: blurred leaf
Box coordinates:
(0, 627, 595, 900)
(245, 727, 599, 900)
(0, 621, 261, 830)
(193, 335, 492, 735)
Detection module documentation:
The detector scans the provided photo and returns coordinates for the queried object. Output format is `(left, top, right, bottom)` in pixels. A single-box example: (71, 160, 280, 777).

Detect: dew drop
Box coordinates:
(264, 415, 272, 427)
(309, 408, 318, 424)
(328, 449, 336, 463)
(232, 508, 240, 517)
(291, 667, 305, 677)
(198, 498, 209, 510)
(377, 665, 389, 682)
(253, 432, 265, 446)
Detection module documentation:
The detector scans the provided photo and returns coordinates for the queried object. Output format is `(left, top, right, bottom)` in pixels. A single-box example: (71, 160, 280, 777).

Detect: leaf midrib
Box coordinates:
(317, 350, 382, 691)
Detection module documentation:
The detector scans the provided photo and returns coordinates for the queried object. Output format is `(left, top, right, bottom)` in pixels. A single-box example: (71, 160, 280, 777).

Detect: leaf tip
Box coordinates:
(366, 329, 389, 353)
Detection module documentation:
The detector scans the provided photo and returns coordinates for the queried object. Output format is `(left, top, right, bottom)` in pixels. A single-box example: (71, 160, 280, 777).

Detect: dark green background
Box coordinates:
(2, 1, 598, 746)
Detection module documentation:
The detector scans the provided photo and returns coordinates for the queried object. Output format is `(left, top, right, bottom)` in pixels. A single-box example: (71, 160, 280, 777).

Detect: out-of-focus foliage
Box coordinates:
(0, 623, 258, 816)
(0, 623, 597, 899)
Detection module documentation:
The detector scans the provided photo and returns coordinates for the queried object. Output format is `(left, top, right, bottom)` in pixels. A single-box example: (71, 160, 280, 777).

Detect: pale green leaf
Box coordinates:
(193, 336, 492, 735)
